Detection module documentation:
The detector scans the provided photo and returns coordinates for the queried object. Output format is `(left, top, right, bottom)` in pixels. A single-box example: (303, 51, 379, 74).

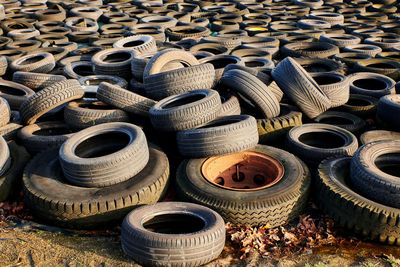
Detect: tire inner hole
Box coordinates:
(123, 40, 145, 47)
(353, 78, 387, 90)
(75, 131, 130, 158)
(20, 55, 45, 65)
(143, 213, 205, 234)
(375, 153, 400, 177)
(313, 75, 342, 85)
(0, 85, 26, 96)
(163, 94, 205, 109)
(298, 131, 346, 148)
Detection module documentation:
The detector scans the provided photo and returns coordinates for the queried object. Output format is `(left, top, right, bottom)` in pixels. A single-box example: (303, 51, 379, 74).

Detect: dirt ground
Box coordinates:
(1, 216, 400, 267)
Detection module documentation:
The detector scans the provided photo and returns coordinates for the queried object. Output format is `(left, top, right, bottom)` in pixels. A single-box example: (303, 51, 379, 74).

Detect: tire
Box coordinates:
(199, 55, 244, 81)
(121, 202, 225, 267)
(350, 140, 400, 209)
(219, 69, 280, 119)
(316, 157, 400, 245)
(219, 91, 241, 117)
(78, 75, 128, 89)
(311, 72, 349, 108)
(12, 72, 66, 92)
(343, 44, 382, 57)
(112, 35, 157, 54)
(20, 79, 84, 125)
(35, 47, 69, 62)
(257, 104, 302, 145)
(377, 95, 400, 130)
(335, 94, 378, 118)
(0, 79, 34, 110)
(23, 145, 169, 228)
(97, 82, 156, 117)
(63, 61, 95, 79)
(92, 48, 134, 79)
(64, 99, 130, 129)
(144, 63, 215, 100)
(0, 97, 10, 128)
(149, 89, 221, 132)
(0, 56, 7, 76)
(17, 121, 74, 154)
(59, 122, 149, 187)
(143, 49, 199, 78)
(10, 52, 55, 73)
(319, 33, 361, 47)
(58, 55, 92, 68)
(7, 28, 40, 40)
(354, 59, 400, 81)
(348, 72, 395, 98)
(176, 144, 311, 226)
(295, 58, 345, 76)
(332, 52, 372, 68)
(313, 111, 366, 133)
(286, 123, 358, 167)
(176, 115, 259, 157)
(165, 25, 210, 41)
(281, 42, 339, 58)
(5, 40, 41, 52)
(360, 130, 400, 145)
(271, 57, 331, 119)
(223, 64, 271, 85)
(0, 135, 9, 177)
(189, 42, 230, 56)
(0, 141, 30, 201)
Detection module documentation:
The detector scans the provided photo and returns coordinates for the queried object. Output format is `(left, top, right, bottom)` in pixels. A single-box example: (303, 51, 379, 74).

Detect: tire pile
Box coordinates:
(0, 0, 398, 265)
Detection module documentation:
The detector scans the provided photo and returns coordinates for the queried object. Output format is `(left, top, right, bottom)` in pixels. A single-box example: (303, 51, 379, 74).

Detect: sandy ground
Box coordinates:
(1, 217, 400, 267)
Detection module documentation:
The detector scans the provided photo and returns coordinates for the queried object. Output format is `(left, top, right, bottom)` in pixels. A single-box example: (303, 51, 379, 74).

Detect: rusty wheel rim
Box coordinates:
(201, 151, 284, 191)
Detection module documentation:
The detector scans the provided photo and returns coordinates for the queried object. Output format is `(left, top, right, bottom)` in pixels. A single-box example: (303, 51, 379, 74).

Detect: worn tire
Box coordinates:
(17, 121, 74, 154)
(350, 140, 400, 209)
(316, 157, 400, 245)
(0, 141, 30, 201)
(149, 89, 221, 132)
(23, 145, 169, 228)
(20, 79, 84, 125)
(377, 94, 400, 130)
(97, 82, 156, 117)
(335, 94, 379, 118)
(176, 115, 259, 157)
(311, 72, 349, 108)
(176, 144, 311, 226)
(219, 69, 280, 119)
(112, 35, 157, 54)
(144, 63, 215, 100)
(0, 79, 34, 110)
(272, 57, 331, 119)
(12, 72, 66, 92)
(59, 122, 149, 187)
(64, 99, 130, 129)
(10, 52, 55, 73)
(121, 202, 225, 267)
(348, 72, 395, 98)
(286, 123, 358, 167)
(257, 104, 302, 145)
(313, 111, 366, 134)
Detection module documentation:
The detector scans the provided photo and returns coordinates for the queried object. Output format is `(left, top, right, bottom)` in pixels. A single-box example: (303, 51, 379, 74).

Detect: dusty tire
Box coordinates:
(20, 79, 84, 125)
(350, 140, 400, 209)
(149, 89, 221, 132)
(0, 135, 10, 177)
(316, 157, 400, 245)
(348, 72, 395, 98)
(17, 121, 74, 154)
(23, 145, 169, 228)
(64, 99, 130, 129)
(377, 94, 400, 130)
(0, 141, 30, 201)
(121, 202, 225, 267)
(286, 123, 358, 167)
(12, 72, 66, 92)
(113, 35, 157, 54)
(144, 63, 215, 100)
(10, 52, 55, 73)
(257, 104, 302, 145)
(219, 69, 280, 119)
(97, 82, 156, 117)
(335, 94, 378, 118)
(176, 115, 259, 157)
(59, 122, 149, 188)
(0, 97, 10, 128)
(360, 130, 400, 145)
(313, 111, 366, 134)
(143, 49, 199, 77)
(176, 144, 311, 226)
(311, 72, 349, 108)
(0, 79, 34, 110)
(272, 57, 331, 119)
